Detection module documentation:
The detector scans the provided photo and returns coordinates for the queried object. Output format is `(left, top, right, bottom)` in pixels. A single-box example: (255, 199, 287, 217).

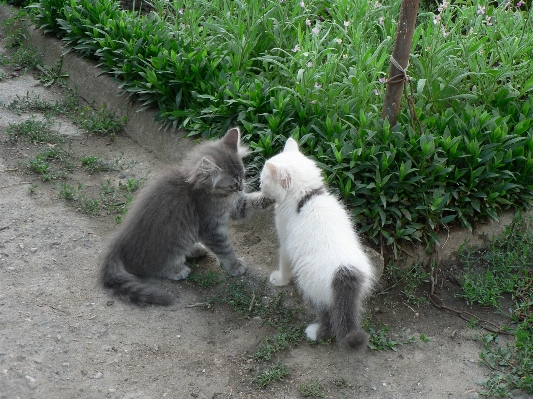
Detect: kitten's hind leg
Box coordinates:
(270, 247, 291, 286)
(305, 308, 334, 341)
(186, 243, 207, 259)
(155, 255, 191, 281)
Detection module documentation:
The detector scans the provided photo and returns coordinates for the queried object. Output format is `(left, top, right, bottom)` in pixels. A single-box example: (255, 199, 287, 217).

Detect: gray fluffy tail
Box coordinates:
(101, 252, 175, 306)
(331, 266, 369, 350)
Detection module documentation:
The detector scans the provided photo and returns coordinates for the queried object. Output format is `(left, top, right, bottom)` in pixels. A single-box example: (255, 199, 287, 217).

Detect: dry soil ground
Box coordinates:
(0, 22, 526, 399)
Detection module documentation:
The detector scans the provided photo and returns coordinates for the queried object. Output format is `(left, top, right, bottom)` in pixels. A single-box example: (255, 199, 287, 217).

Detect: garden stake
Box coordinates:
(381, 0, 420, 126)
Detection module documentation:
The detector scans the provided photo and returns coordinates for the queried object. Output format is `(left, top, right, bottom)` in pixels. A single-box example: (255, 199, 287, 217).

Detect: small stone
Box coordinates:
(106, 301, 114, 306)
(93, 372, 103, 379)
(370, 384, 377, 390)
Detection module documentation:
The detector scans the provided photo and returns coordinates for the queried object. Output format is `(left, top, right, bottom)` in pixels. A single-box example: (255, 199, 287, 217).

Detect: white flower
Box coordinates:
(312, 27, 320, 35)
(378, 16, 384, 26)
(335, 38, 342, 44)
(306, 18, 311, 26)
(178, 8, 184, 15)
(343, 21, 350, 27)
(477, 4, 485, 14)
(300, 1, 305, 7)
(307, 61, 313, 67)
(292, 44, 300, 52)
(303, 52, 309, 57)
(314, 82, 322, 88)
(373, 89, 379, 95)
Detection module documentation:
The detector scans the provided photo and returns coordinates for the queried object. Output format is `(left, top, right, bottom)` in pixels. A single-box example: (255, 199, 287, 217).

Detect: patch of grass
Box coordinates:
(366, 324, 428, 351)
(6, 91, 78, 116)
(384, 262, 430, 305)
(58, 182, 82, 200)
(251, 325, 305, 362)
(333, 378, 353, 389)
(80, 155, 116, 172)
(75, 104, 126, 139)
(457, 213, 533, 396)
(7, 117, 61, 144)
(251, 361, 289, 389)
(222, 281, 299, 327)
(79, 195, 101, 216)
(186, 270, 222, 288)
(9, 44, 41, 70)
(479, 325, 533, 397)
(297, 380, 325, 398)
(28, 183, 38, 194)
(458, 213, 533, 310)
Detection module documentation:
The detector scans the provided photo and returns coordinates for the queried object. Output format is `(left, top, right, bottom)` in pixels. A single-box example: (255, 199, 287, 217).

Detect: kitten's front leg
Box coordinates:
(270, 247, 291, 286)
(230, 191, 274, 220)
(202, 227, 245, 276)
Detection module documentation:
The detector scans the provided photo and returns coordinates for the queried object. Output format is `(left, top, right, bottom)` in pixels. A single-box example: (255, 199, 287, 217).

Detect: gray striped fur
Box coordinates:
(100, 128, 271, 306)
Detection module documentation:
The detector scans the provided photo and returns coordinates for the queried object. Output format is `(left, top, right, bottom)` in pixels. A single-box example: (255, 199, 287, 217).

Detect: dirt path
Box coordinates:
(0, 23, 522, 399)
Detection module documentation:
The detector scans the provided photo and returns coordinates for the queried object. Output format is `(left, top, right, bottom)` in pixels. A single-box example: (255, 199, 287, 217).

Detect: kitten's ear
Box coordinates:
(223, 127, 250, 158)
(222, 127, 240, 151)
(283, 137, 299, 152)
(266, 161, 291, 189)
(265, 161, 277, 176)
(187, 156, 221, 186)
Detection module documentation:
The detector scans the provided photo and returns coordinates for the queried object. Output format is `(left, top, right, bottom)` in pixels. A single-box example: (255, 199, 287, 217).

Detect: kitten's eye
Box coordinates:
(229, 183, 238, 191)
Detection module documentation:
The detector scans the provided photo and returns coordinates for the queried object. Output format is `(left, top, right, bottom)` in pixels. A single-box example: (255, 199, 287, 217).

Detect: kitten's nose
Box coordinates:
(238, 181, 244, 191)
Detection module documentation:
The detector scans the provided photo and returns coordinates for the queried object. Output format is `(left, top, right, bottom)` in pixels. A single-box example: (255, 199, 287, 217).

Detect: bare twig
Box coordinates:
(248, 292, 256, 312)
(186, 302, 209, 308)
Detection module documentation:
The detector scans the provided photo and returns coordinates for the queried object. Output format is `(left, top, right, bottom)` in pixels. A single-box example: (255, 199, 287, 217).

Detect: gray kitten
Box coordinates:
(101, 127, 271, 306)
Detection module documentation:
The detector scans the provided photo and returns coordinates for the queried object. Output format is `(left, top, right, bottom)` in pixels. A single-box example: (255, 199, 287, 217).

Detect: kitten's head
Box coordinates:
(186, 127, 249, 196)
(260, 137, 323, 202)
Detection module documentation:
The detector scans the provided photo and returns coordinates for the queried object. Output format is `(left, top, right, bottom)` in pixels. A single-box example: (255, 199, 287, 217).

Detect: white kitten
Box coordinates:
(260, 137, 376, 350)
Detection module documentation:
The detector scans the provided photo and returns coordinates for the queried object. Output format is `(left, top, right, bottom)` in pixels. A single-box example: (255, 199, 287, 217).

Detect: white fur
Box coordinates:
(260, 138, 375, 309)
(305, 323, 320, 341)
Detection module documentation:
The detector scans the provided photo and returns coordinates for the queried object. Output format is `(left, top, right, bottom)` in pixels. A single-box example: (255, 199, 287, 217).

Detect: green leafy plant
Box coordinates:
(80, 155, 115, 172)
(58, 181, 82, 200)
(36, 58, 69, 87)
(25, 0, 533, 261)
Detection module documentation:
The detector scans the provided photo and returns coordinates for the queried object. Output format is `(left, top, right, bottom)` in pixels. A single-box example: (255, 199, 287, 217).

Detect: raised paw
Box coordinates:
(269, 270, 290, 287)
(305, 323, 320, 341)
(222, 258, 246, 276)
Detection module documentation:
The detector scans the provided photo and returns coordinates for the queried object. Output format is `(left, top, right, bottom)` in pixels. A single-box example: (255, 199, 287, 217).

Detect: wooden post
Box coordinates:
(381, 0, 420, 125)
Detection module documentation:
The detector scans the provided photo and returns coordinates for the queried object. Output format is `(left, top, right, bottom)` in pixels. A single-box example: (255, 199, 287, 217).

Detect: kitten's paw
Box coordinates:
(305, 323, 320, 341)
(166, 266, 191, 281)
(186, 243, 207, 259)
(269, 271, 290, 287)
(223, 258, 246, 276)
